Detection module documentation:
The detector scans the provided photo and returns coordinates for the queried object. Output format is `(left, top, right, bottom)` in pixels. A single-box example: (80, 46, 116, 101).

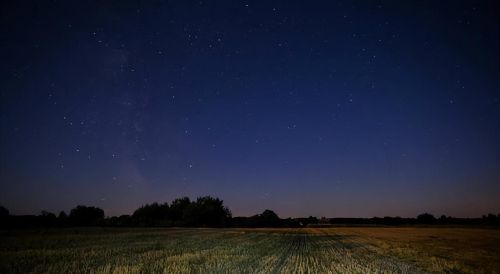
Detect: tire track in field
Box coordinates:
(267, 233, 302, 273)
(256, 228, 426, 273)
(311, 228, 426, 273)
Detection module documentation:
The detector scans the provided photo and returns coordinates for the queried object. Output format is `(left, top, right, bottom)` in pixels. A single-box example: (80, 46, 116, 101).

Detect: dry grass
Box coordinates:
(321, 227, 500, 273)
(0, 227, 498, 273)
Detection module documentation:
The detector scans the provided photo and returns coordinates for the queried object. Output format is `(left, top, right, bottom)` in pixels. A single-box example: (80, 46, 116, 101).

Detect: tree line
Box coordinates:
(1, 197, 499, 228)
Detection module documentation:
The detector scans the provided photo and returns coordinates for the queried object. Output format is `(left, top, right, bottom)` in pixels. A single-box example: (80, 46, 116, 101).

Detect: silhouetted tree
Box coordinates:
(381, 216, 403, 226)
(118, 214, 132, 225)
(297, 216, 319, 226)
(58, 211, 67, 219)
(193, 196, 231, 227)
(128, 196, 231, 227)
(132, 202, 170, 226)
(319, 217, 329, 224)
(69, 205, 104, 226)
(0, 206, 9, 218)
(40, 211, 57, 226)
(180, 196, 231, 227)
(482, 213, 499, 225)
(417, 213, 436, 224)
(5, 197, 498, 228)
(106, 214, 133, 227)
(0, 206, 9, 227)
(438, 214, 450, 224)
(170, 197, 191, 222)
(57, 211, 68, 226)
(41, 210, 56, 218)
(257, 209, 281, 227)
(169, 197, 191, 225)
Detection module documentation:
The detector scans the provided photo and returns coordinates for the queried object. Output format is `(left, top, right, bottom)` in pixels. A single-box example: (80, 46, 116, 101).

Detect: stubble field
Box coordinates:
(0, 227, 499, 273)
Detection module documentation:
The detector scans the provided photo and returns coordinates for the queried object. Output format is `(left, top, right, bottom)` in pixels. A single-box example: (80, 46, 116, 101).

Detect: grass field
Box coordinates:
(0, 227, 499, 273)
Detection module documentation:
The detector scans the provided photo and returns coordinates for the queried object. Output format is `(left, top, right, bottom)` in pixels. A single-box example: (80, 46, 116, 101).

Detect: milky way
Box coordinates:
(1, 1, 499, 217)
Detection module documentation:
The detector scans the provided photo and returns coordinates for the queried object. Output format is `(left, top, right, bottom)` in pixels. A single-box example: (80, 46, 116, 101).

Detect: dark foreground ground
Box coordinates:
(0, 227, 499, 273)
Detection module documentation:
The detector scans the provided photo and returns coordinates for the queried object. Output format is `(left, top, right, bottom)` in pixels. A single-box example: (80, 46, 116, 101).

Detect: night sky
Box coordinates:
(1, 1, 499, 218)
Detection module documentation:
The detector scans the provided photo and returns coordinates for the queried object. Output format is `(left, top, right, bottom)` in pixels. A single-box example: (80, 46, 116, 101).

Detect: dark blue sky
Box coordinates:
(1, 1, 499, 217)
